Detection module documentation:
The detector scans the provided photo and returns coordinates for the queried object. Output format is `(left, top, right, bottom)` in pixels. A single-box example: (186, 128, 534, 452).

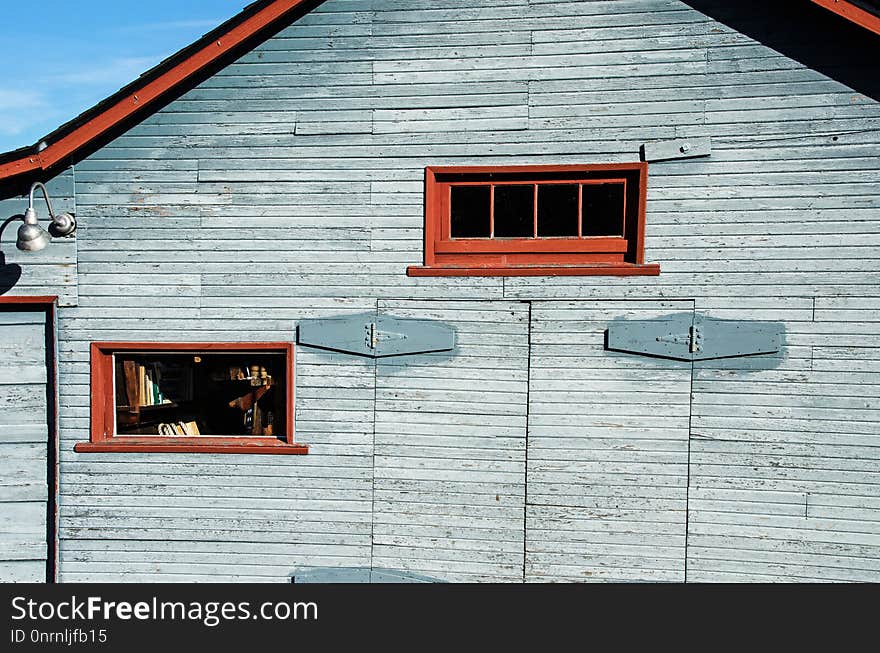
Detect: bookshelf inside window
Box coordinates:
(77, 342, 307, 455)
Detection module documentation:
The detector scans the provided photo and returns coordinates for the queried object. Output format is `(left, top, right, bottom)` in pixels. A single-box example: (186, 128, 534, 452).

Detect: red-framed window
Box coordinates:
(407, 164, 660, 277)
(76, 342, 307, 455)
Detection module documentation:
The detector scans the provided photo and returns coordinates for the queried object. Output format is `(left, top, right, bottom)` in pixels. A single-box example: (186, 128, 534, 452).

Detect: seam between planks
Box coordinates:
(522, 299, 532, 583)
(685, 298, 697, 584)
(369, 297, 379, 580)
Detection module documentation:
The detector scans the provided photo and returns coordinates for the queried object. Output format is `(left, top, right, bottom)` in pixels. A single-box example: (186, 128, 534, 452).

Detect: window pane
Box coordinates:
(494, 185, 535, 238)
(114, 352, 287, 438)
(450, 185, 491, 238)
(537, 184, 579, 237)
(582, 183, 625, 236)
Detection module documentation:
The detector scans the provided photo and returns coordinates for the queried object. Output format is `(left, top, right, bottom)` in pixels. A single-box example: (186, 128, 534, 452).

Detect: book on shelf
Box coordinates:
(122, 360, 139, 412)
(122, 359, 187, 408)
(157, 421, 201, 437)
(138, 363, 168, 407)
(137, 365, 145, 406)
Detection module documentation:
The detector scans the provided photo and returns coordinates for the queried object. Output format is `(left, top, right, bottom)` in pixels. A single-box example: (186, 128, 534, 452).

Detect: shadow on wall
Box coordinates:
(0, 252, 23, 295)
(681, 0, 880, 101)
(291, 567, 447, 583)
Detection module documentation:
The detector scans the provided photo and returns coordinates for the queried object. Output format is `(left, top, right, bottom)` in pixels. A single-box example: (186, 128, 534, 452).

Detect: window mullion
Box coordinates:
(533, 183, 538, 238)
(578, 183, 583, 238)
(490, 184, 495, 239)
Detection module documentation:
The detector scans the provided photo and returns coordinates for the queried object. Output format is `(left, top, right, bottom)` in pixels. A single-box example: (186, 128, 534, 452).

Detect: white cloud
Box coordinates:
(0, 51, 175, 147)
(0, 89, 52, 136)
(52, 55, 169, 86)
(118, 19, 222, 32)
(0, 89, 48, 111)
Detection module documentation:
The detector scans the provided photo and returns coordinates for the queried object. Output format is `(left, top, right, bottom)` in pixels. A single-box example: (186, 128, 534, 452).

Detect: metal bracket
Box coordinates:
(641, 136, 712, 162)
(607, 313, 783, 361)
(298, 313, 456, 358)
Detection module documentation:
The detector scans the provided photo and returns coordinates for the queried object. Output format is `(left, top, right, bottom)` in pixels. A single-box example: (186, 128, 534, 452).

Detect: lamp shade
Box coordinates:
(49, 212, 77, 238)
(16, 208, 51, 251)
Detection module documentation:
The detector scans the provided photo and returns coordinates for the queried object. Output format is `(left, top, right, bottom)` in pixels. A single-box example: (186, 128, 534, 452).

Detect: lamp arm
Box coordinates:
(28, 182, 56, 218)
(0, 213, 24, 243)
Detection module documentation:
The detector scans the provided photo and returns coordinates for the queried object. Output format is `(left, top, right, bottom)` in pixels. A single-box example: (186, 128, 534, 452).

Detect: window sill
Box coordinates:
(74, 437, 309, 455)
(407, 263, 660, 277)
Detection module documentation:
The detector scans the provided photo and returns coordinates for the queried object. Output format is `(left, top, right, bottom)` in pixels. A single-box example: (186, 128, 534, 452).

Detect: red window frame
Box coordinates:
(407, 163, 660, 277)
(76, 342, 308, 455)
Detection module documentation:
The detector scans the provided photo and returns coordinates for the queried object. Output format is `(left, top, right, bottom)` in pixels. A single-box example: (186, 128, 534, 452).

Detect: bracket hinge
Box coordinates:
(300, 313, 456, 358)
(608, 313, 782, 361)
(654, 324, 703, 353)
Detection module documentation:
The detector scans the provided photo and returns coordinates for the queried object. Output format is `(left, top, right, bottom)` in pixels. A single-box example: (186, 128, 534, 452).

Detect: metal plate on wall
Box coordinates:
(607, 312, 783, 361)
(297, 313, 455, 358)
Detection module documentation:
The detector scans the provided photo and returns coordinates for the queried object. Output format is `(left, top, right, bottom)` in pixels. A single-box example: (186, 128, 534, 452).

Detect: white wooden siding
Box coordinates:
(526, 301, 693, 582)
(373, 300, 529, 582)
(687, 296, 880, 581)
(56, 300, 376, 582)
(29, 0, 880, 581)
(0, 311, 49, 582)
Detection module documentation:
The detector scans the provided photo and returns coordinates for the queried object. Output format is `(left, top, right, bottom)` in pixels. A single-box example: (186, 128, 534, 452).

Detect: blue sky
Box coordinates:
(0, 0, 250, 153)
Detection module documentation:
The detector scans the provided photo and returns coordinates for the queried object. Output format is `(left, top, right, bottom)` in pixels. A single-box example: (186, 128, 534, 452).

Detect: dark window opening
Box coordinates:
(114, 351, 287, 439)
(494, 185, 536, 238)
(538, 184, 579, 237)
(448, 180, 625, 240)
(582, 183, 625, 237)
(450, 185, 491, 238)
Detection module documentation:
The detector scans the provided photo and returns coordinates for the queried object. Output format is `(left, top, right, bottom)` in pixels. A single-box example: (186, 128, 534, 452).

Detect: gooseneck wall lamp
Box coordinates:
(0, 182, 77, 252)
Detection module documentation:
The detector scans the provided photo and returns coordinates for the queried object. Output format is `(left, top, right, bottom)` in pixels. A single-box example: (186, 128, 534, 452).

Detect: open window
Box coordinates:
(407, 164, 660, 276)
(76, 342, 307, 454)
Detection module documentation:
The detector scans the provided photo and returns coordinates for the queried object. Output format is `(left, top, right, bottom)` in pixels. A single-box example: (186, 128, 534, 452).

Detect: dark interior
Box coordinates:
(449, 180, 628, 240)
(493, 185, 536, 238)
(582, 184, 626, 237)
(450, 185, 491, 237)
(538, 184, 580, 237)
(114, 351, 287, 439)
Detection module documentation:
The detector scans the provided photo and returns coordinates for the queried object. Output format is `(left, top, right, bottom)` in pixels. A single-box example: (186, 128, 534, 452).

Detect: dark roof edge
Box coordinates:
(810, 0, 880, 35)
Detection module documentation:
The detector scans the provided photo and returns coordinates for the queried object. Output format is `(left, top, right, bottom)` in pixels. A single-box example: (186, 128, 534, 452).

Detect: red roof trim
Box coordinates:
(810, 0, 880, 36)
(0, 0, 313, 182)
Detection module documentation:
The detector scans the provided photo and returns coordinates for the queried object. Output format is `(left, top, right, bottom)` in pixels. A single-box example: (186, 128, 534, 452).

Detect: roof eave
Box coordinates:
(809, 0, 880, 36)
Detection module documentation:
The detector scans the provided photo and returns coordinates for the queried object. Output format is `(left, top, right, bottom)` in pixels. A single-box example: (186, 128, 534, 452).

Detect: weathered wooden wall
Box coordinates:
(37, 0, 880, 581)
(0, 309, 50, 582)
(527, 301, 694, 582)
